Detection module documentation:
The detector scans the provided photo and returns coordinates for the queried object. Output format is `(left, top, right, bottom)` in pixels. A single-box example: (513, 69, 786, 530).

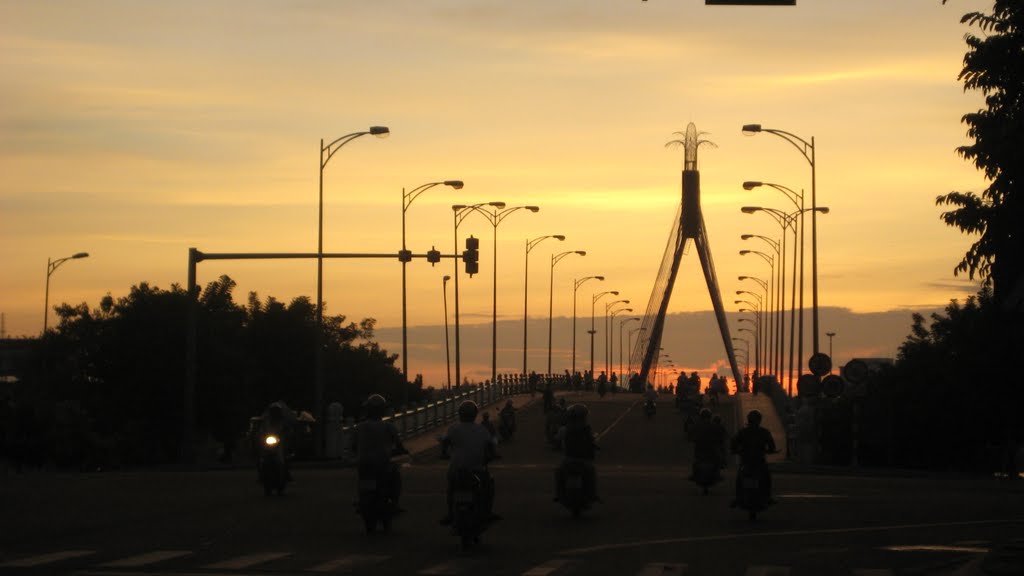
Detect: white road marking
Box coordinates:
(419, 559, 468, 575)
(0, 550, 95, 567)
(308, 554, 388, 572)
(203, 552, 290, 569)
(637, 562, 688, 575)
(778, 493, 847, 499)
(522, 558, 573, 575)
(882, 544, 989, 553)
(99, 550, 192, 567)
(745, 566, 790, 576)
(596, 400, 640, 441)
(851, 570, 895, 576)
(559, 518, 1022, 556)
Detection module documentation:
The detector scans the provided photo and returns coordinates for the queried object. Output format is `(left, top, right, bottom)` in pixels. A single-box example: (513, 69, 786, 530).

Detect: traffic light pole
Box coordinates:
(184, 246, 473, 465)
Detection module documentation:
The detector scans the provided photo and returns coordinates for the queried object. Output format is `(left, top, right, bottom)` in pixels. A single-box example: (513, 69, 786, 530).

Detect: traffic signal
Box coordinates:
(463, 236, 479, 276)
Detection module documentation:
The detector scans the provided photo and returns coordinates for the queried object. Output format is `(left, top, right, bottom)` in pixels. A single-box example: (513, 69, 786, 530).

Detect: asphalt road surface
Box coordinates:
(3, 392, 1023, 575)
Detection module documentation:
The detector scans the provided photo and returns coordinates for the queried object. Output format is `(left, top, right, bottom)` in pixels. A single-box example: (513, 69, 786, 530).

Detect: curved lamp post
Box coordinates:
(316, 126, 388, 454)
(44, 252, 89, 332)
(524, 235, 565, 376)
(548, 250, 586, 375)
(742, 124, 820, 354)
(618, 313, 634, 377)
(741, 232, 784, 389)
(443, 275, 452, 392)
(590, 291, 618, 374)
(739, 275, 769, 378)
(573, 275, 604, 375)
(739, 249, 775, 382)
(453, 201, 506, 388)
(402, 180, 463, 392)
(605, 300, 630, 377)
(465, 204, 541, 382)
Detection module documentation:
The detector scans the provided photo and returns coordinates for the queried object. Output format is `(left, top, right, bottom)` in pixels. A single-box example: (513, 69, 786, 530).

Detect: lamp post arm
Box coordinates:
(322, 131, 373, 169)
(762, 128, 814, 166)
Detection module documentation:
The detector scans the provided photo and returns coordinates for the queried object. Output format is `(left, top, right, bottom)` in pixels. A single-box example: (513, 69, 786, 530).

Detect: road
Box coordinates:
(2, 393, 1023, 575)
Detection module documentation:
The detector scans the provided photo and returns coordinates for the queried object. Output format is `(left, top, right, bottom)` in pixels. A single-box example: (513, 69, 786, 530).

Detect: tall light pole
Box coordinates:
(590, 291, 618, 374)
(524, 235, 565, 376)
(737, 318, 760, 375)
(742, 124, 820, 354)
(548, 250, 586, 375)
(826, 331, 836, 372)
(619, 317, 640, 379)
(317, 126, 388, 454)
(402, 180, 463, 395)
(741, 233, 784, 390)
(467, 204, 541, 382)
(605, 300, 630, 377)
(745, 181, 805, 383)
(740, 250, 776, 382)
(573, 276, 604, 376)
(453, 201, 506, 389)
(739, 275, 768, 377)
(44, 252, 89, 332)
(443, 275, 452, 392)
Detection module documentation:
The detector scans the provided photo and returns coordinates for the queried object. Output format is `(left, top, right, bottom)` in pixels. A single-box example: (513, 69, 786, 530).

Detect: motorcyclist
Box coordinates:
(439, 401, 499, 525)
(480, 411, 497, 441)
(498, 400, 516, 438)
(256, 402, 296, 481)
(730, 409, 778, 506)
(687, 408, 726, 481)
(644, 384, 658, 405)
(554, 404, 600, 503)
(597, 371, 609, 397)
(352, 394, 407, 511)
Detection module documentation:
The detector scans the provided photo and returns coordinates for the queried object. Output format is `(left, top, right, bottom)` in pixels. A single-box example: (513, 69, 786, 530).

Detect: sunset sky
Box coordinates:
(1, 0, 990, 386)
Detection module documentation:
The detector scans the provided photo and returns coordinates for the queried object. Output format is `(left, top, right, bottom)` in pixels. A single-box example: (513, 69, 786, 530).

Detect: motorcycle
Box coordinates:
(691, 459, 722, 495)
(498, 411, 516, 442)
(258, 433, 288, 496)
(356, 447, 407, 534)
(643, 399, 657, 419)
(558, 459, 595, 518)
(736, 464, 772, 520)
(450, 469, 493, 551)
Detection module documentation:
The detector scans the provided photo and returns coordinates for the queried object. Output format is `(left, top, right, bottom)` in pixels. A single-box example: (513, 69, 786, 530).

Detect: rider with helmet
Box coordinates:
(730, 409, 778, 506)
(352, 394, 408, 509)
(554, 403, 600, 503)
(687, 408, 727, 480)
(439, 400, 499, 525)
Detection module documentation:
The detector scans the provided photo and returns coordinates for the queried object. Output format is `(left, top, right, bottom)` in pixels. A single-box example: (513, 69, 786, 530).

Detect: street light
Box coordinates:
(402, 180, 463, 394)
(316, 126, 388, 453)
(548, 250, 586, 375)
(43, 252, 89, 332)
(619, 317, 640, 379)
(740, 249, 776, 383)
(453, 201, 505, 389)
(741, 123, 821, 354)
(465, 204, 540, 382)
(524, 235, 565, 376)
(741, 231, 784, 390)
(826, 331, 837, 372)
(443, 275, 452, 392)
(573, 276, 604, 376)
(590, 291, 618, 374)
(739, 275, 768, 378)
(605, 300, 630, 377)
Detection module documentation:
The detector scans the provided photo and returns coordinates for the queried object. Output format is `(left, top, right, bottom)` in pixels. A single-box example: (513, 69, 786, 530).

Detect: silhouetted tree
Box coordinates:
(938, 0, 1024, 306)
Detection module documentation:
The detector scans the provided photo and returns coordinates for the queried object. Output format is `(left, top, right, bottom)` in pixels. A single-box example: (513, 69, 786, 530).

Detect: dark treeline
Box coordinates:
(6, 275, 419, 468)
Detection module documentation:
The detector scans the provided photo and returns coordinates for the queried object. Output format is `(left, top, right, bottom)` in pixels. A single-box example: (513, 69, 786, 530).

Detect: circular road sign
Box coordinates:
(842, 359, 870, 384)
(797, 373, 820, 397)
(822, 374, 844, 398)
(808, 352, 832, 377)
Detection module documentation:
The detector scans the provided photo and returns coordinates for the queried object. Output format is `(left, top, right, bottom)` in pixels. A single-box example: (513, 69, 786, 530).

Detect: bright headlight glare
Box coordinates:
(264, 435, 279, 446)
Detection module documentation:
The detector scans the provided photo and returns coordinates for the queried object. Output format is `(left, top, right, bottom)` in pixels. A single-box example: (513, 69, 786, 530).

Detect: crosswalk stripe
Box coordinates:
(308, 554, 388, 572)
(852, 570, 895, 576)
(99, 550, 192, 567)
(745, 567, 790, 576)
(0, 550, 96, 567)
(523, 558, 573, 575)
(203, 552, 290, 569)
(637, 562, 688, 575)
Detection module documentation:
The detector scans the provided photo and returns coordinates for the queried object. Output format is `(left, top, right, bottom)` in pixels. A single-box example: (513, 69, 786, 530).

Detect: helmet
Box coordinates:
(747, 409, 763, 426)
(568, 404, 589, 422)
(699, 408, 712, 420)
(505, 399, 513, 408)
(458, 400, 479, 422)
(364, 394, 387, 419)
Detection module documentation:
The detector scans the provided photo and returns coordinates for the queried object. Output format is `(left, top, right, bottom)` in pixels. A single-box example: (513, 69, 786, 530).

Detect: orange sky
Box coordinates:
(0, 1, 990, 386)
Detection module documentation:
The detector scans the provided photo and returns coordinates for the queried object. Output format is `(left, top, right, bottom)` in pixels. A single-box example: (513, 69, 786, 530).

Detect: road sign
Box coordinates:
(842, 359, 869, 384)
(808, 352, 832, 377)
(822, 375, 844, 398)
(797, 373, 820, 397)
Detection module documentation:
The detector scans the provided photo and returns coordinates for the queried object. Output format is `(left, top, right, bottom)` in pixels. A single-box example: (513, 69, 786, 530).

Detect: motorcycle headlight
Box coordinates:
(264, 435, 279, 446)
